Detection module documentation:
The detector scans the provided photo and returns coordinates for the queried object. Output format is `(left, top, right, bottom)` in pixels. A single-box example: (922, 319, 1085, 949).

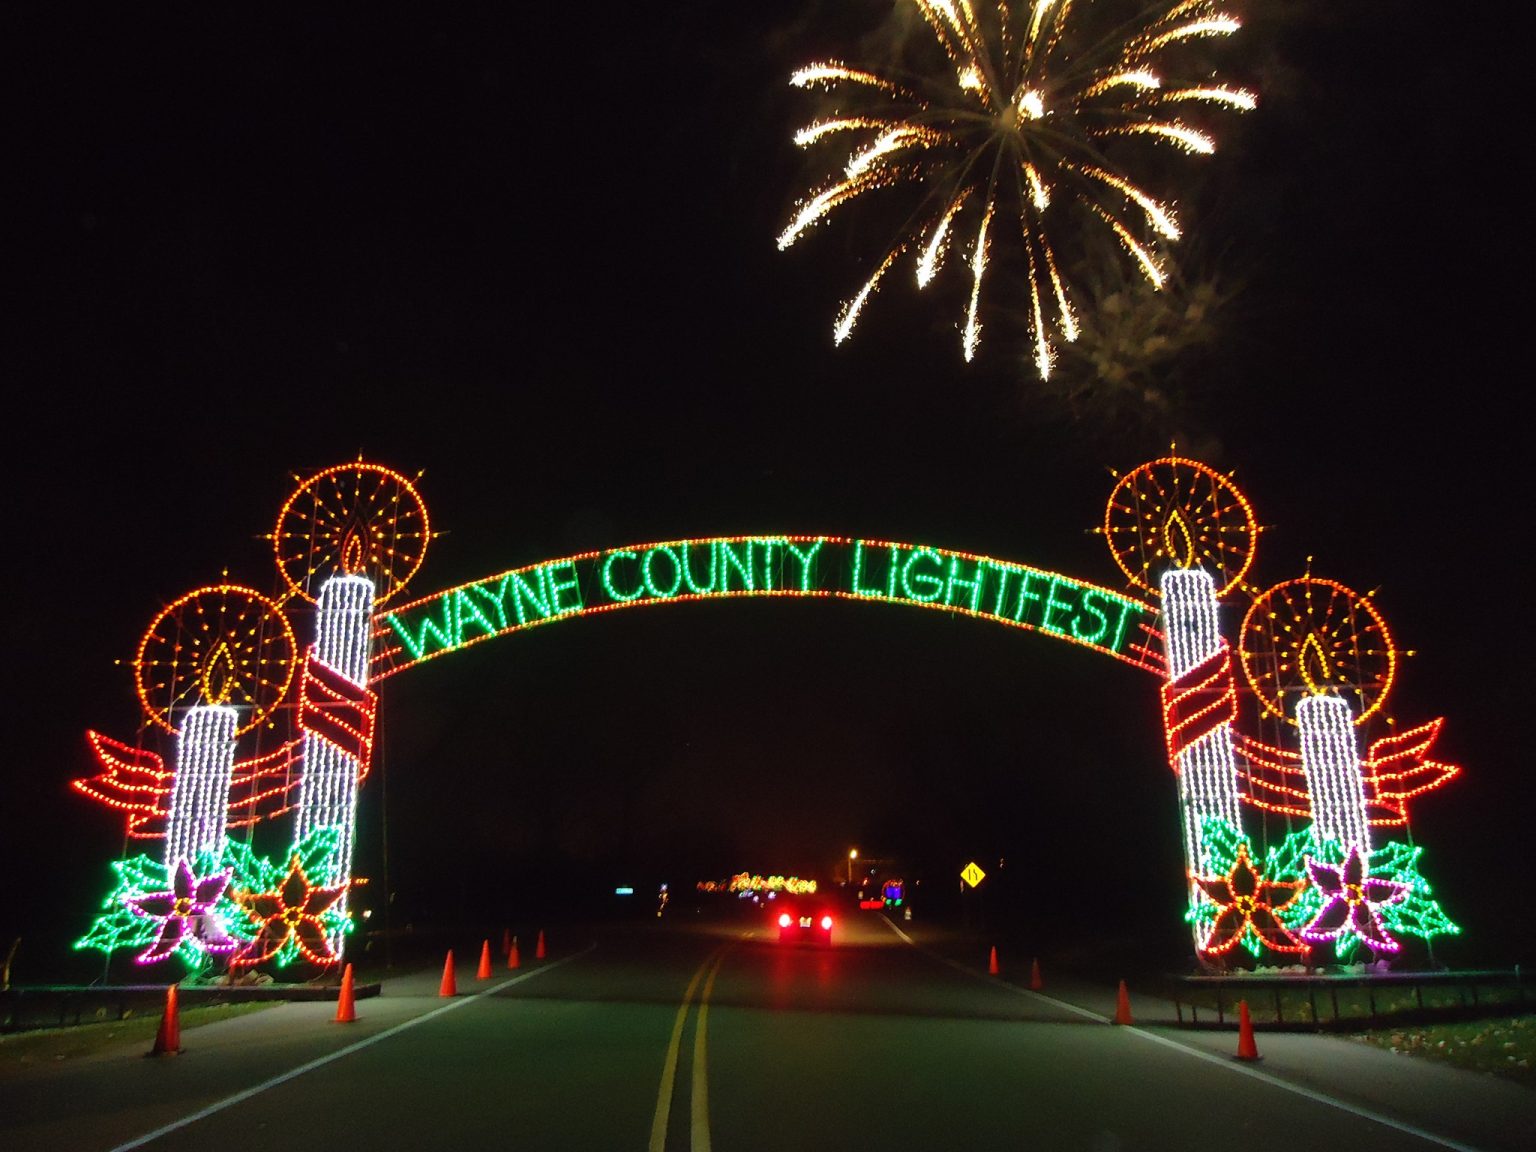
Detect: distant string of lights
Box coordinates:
(696, 874, 819, 895)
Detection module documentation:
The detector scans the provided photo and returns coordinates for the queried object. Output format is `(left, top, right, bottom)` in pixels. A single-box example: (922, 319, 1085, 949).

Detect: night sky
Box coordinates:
(7, 4, 1528, 975)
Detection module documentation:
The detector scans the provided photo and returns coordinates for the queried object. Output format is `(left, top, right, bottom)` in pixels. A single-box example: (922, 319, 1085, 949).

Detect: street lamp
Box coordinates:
(847, 848, 858, 886)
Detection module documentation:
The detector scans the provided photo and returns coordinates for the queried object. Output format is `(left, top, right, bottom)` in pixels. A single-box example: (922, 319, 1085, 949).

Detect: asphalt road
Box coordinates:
(3, 910, 1533, 1151)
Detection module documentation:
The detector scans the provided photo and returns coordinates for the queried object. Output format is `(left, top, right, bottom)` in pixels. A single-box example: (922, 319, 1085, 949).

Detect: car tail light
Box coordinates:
(778, 913, 793, 928)
(820, 915, 833, 930)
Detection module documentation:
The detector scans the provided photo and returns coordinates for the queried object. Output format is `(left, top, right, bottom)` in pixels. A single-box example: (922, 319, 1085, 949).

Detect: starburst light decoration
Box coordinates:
(133, 584, 297, 736)
(778, 1, 1254, 376)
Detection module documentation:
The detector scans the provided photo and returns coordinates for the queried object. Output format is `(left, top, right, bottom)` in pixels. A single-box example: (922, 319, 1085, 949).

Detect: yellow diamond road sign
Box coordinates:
(961, 862, 986, 888)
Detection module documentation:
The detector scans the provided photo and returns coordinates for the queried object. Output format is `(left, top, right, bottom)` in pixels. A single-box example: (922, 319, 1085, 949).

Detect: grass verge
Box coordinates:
(0, 1001, 275, 1074)
(1352, 1016, 1536, 1087)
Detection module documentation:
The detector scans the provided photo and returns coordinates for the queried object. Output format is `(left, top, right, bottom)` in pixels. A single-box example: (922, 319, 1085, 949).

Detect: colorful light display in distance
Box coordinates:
(696, 874, 819, 895)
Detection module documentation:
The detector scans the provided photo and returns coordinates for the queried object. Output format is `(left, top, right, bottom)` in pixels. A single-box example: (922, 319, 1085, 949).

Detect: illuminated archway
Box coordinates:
(372, 536, 1160, 679)
(73, 459, 1462, 973)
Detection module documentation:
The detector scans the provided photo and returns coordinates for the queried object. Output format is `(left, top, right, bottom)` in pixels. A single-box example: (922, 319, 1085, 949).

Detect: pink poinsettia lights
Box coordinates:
(124, 860, 235, 963)
(1301, 846, 1408, 954)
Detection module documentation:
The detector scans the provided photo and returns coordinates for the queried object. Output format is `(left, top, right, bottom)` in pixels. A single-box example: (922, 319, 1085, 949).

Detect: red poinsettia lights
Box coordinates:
(1195, 845, 1306, 956)
(233, 855, 345, 967)
(1301, 846, 1408, 954)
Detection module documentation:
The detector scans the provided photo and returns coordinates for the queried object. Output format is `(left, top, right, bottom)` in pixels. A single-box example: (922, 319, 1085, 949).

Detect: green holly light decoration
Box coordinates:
(1187, 819, 1458, 964)
(76, 828, 348, 973)
(1275, 834, 1459, 962)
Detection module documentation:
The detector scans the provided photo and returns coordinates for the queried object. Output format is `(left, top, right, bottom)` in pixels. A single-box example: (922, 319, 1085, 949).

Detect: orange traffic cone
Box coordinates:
(988, 946, 999, 975)
(508, 937, 521, 970)
(150, 985, 182, 1055)
(1029, 958, 1043, 991)
(1236, 1000, 1260, 1061)
(502, 927, 512, 957)
(440, 950, 457, 997)
(535, 930, 546, 959)
(477, 939, 493, 980)
(1113, 980, 1133, 1025)
(335, 963, 357, 1023)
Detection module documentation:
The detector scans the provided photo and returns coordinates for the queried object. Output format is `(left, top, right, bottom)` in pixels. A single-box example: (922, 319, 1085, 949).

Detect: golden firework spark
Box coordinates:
(778, 0, 1254, 378)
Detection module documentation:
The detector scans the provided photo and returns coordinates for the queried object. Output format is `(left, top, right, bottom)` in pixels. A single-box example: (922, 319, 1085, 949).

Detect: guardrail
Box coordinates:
(1, 980, 379, 1033)
(1167, 968, 1527, 1031)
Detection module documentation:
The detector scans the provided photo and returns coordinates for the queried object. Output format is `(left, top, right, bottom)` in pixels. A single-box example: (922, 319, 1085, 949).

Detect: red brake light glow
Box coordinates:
(820, 915, 833, 930)
(778, 913, 793, 928)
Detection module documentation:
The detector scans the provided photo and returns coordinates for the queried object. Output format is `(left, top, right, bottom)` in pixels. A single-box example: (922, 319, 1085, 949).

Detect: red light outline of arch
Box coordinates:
(368, 534, 1164, 682)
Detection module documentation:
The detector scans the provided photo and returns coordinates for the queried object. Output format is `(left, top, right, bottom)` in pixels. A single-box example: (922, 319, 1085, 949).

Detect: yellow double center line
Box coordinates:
(649, 942, 732, 1152)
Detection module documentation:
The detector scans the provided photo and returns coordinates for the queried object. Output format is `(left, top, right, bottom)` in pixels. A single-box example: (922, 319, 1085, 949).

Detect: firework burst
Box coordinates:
(777, 1, 1254, 378)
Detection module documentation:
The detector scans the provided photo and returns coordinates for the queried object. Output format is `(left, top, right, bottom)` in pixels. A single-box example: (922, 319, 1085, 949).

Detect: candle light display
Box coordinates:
(293, 574, 378, 903)
(1239, 575, 1397, 725)
(132, 584, 297, 736)
(71, 455, 1465, 974)
(165, 705, 239, 868)
(1294, 694, 1371, 856)
(275, 463, 415, 937)
(1161, 568, 1244, 898)
(1103, 456, 1460, 962)
(272, 460, 430, 606)
(1104, 457, 1254, 942)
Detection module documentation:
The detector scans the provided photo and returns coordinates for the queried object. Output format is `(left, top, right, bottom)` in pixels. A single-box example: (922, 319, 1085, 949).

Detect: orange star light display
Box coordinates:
(133, 584, 297, 736)
(1240, 575, 1397, 724)
(271, 460, 430, 608)
(1101, 456, 1257, 598)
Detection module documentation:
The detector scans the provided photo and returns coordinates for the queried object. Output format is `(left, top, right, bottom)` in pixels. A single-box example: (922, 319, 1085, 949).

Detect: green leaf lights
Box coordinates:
(1189, 819, 1459, 963)
(76, 829, 349, 973)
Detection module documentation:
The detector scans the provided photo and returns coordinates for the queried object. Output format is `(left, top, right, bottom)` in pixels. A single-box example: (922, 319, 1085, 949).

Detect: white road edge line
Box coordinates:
(883, 918, 1108, 1024)
(877, 917, 1491, 1152)
(110, 946, 596, 1152)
